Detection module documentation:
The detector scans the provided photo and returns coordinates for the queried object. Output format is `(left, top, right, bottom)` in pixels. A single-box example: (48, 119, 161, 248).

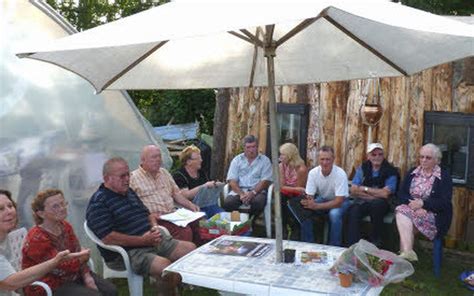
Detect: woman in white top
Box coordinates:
(0, 189, 86, 294)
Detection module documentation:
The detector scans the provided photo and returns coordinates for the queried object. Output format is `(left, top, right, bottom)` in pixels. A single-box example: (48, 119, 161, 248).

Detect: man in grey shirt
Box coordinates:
(223, 135, 272, 217)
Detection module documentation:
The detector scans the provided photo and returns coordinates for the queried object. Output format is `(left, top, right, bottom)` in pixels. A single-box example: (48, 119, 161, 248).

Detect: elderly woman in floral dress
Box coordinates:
(395, 143, 453, 261)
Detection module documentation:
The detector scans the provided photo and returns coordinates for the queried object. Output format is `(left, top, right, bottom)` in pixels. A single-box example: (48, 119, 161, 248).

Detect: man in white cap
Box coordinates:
(346, 143, 398, 247)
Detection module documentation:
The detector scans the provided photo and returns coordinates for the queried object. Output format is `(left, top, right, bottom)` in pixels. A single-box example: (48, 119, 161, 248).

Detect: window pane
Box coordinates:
(433, 125, 468, 182)
(278, 113, 301, 147)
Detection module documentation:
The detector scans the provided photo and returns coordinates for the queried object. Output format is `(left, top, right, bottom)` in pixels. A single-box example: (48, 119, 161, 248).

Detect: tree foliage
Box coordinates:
(46, 0, 216, 134)
(398, 0, 473, 15)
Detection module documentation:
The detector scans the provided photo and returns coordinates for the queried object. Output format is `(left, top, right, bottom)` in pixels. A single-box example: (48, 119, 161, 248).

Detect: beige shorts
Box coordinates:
(105, 229, 178, 276)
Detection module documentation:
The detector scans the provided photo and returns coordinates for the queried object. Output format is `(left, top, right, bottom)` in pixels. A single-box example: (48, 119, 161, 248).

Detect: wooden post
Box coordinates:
(211, 89, 230, 181)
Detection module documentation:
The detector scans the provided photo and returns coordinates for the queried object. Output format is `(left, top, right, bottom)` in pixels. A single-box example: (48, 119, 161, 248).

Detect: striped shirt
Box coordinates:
(86, 184, 151, 261)
(130, 166, 178, 214)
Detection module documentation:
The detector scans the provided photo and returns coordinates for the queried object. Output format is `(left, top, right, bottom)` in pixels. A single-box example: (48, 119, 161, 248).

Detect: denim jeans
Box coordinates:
(201, 204, 224, 218)
(300, 197, 351, 246)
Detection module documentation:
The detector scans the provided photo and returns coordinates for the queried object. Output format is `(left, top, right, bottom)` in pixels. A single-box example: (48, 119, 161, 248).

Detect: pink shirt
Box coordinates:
(280, 162, 298, 187)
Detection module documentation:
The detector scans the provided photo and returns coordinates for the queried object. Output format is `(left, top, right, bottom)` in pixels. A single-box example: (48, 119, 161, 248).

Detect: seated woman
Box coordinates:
(395, 143, 453, 261)
(22, 189, 117, 296)
(279, 143, 308, 240)
(0, 189, 86, 295)
(173, 145, 223, 218)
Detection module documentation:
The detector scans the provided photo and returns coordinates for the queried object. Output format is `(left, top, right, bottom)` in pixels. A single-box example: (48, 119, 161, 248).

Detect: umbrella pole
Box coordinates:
(265, 47, 283, 263)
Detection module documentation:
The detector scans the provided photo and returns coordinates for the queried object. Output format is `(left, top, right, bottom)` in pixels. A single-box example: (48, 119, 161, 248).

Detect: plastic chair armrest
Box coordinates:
(31, 281, 52, 296)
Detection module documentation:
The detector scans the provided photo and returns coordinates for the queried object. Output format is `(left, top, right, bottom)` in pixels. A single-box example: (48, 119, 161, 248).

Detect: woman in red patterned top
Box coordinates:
(21, 189, 116, 296)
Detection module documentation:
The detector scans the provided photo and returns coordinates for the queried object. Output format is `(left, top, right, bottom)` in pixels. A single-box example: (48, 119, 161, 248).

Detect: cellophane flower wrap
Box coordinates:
(330, 239, 414, 287)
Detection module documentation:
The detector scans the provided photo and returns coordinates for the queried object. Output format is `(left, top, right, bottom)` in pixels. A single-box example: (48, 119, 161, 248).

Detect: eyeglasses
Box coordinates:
(47, 201, 69, 211)
(419, 155, 433, 160)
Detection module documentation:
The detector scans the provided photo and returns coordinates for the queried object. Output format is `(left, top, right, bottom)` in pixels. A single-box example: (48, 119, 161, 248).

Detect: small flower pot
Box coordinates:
(338, 272, 353, 287)
(283, 248, 296, 263)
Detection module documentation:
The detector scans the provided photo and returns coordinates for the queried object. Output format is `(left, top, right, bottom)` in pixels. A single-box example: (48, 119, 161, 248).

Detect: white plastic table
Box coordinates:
(164, 235, 383, 295)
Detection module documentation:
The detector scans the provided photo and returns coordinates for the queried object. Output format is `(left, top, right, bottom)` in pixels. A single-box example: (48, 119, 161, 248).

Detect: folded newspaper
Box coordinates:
(159, 208, 205, 227)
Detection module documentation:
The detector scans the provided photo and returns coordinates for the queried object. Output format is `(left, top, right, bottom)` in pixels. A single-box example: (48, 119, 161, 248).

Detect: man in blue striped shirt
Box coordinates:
(86, 157, 195, 294)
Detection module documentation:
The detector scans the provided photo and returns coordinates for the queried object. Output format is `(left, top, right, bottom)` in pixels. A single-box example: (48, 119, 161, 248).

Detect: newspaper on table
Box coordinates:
(159, 208, 205, 227)
(193, 182, 225, 208)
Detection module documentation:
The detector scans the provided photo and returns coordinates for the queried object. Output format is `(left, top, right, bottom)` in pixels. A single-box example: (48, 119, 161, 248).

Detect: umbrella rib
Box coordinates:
(229, 30, 264, 47)
(249, 28, 262, 87)
(275, 17, 318, 47)
(324, 15, 408, 76)
(100, 41, 168, 92)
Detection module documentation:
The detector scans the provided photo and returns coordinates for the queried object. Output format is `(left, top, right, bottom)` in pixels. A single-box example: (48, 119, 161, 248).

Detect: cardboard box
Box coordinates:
(199, 212, 251, 240)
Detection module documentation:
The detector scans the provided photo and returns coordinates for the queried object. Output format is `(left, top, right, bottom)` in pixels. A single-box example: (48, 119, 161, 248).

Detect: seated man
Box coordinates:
(86, 157, 195, 296)
(289, 146, 350, 246)
(223, 135, 272, 218)
(130, 145, 202, 245)
(346, 143, 398, 247)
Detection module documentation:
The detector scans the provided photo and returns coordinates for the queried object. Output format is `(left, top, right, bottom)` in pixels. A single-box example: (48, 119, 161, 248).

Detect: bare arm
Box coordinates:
(101, 230, 159, 247)
(296, 165, 308, 188)
(180, 181, 216, 200)
(301, 196, 344, 210)
(229, 179, 244, 195)
(253, 180, 271, 194)
(0, 250, 88, 291)
(173, 191, 199, 211)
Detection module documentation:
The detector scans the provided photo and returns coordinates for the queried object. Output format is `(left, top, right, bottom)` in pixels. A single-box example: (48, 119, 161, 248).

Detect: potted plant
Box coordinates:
(335, 264, 356, 287)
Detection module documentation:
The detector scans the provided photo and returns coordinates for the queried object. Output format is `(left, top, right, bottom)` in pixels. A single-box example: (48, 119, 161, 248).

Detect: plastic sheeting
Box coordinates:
(0, 0, 171, 244)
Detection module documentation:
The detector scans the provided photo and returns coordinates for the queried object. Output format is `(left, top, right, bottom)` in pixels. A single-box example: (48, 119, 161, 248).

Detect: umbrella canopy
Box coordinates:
(17, 0, 473, 93)
(17, 0, 474, 262)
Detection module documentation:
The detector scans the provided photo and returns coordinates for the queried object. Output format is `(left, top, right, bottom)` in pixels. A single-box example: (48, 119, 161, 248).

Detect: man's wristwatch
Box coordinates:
(364, 186, 369, 193)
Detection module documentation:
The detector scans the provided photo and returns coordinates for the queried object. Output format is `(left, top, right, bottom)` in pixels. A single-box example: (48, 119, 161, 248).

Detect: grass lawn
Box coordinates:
(110, 221, 473, 295)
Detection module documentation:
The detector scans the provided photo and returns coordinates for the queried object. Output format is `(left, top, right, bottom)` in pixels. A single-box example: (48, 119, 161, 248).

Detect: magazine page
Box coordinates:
(201, 238, 272, 257)
(159, 208, 205, 227)
(295, 250, 328, 265)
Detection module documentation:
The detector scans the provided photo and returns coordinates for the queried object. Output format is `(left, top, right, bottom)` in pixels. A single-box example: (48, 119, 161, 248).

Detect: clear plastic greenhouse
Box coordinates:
(0, 0, 171, 244)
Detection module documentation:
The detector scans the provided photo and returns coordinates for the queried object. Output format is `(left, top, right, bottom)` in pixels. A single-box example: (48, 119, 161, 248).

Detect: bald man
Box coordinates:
(130, 145, 201, 245)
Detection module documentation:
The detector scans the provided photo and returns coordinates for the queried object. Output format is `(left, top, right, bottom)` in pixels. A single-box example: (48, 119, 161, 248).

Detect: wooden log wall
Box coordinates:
(221, 58, 474, 242)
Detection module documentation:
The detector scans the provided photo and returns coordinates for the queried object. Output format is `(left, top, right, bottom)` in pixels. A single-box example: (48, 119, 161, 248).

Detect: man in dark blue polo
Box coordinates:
(86, 157, 195, 295)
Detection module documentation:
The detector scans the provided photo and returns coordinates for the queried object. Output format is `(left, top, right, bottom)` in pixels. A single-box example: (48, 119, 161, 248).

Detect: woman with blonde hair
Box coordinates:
(279, 142, 308, 193)
(279, 143, 308, 240)
(173, 145, 223, 218)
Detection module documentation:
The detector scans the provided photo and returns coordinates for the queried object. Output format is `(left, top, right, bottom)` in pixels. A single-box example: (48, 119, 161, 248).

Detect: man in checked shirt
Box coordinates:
(130, 145, 202, 245)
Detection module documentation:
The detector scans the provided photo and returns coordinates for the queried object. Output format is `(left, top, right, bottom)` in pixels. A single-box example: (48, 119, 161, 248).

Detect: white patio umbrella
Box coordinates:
(17, 0, 474, 262)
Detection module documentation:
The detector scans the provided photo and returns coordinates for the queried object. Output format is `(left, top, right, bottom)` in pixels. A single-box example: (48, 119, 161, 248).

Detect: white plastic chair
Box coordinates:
(8, 228, 52, 296)
(83, 221, 144, 296)
(221, 184, 273, 238)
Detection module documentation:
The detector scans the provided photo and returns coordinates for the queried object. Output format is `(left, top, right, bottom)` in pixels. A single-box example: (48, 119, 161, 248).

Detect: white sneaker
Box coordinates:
(399, 250, 418, 262)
